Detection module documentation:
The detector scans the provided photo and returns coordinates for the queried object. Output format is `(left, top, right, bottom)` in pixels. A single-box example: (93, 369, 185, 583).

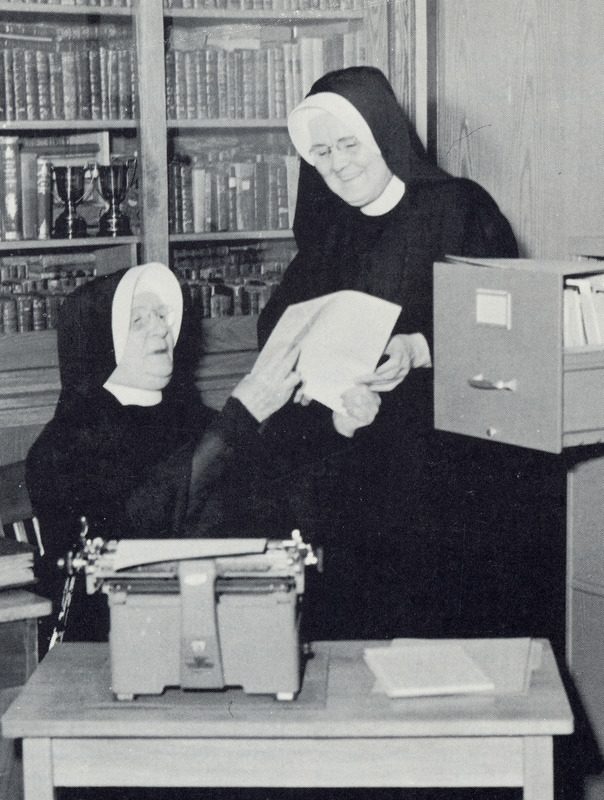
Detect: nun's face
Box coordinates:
(114, 290, 175, 391)
(308, 112, 392, 207)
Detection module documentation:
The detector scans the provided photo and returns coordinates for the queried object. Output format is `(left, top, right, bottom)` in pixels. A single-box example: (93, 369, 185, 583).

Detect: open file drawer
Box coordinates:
(434, 257, 604, 453)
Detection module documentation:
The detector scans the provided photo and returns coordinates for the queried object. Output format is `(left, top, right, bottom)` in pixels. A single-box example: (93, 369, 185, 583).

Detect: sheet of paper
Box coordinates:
(255, 290, 401, 413)
(390, 637, 537, 695)
(113, 538, 268, 572)
(364, 642, 495, 698)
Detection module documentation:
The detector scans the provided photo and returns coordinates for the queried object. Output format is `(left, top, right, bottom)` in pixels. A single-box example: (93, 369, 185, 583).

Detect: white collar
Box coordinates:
(361, 175, 406, 216)
(103, 380, 162, 407)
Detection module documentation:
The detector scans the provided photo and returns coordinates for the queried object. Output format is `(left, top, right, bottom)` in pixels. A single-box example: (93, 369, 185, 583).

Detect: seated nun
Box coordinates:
(26, 262, 300, 644)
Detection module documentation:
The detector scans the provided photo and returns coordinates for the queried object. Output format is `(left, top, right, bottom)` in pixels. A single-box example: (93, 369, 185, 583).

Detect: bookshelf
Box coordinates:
(0, 0, 427, 463)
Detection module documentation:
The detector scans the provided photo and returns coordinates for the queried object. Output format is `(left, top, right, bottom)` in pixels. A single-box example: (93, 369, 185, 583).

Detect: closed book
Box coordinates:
(36, 50, 51, 121)
(117, 48, 132, 119)
(165, 50, 176, 119)
(61, 49, 78, 119)
(194, 50, 207, 118)
(0, 136, 22, 241)
(88, 44, 102, 119)
(19, 150, 38, 240)
(3, 49, 15, 122)
(23, 47, 39, 120)
(233, 50, 244, 119)
(107, 48, 119, 119)
(129, 49, 138, 118)
(205, 48, 219, 118)
(76, 46, 92, 119)
(36, 157, 52, 240)
(0, 53, 5, 120)
(281, 42, 294, 115)
(231, 161, 256, 231)
(225, 50, 236, 118)
(253, 158, 269, 230)
(241, 49, 255, 119)
(48, 51, 63, 120)
(12, 48, 27, 121)
(173, 50, 186, 120)
(180, 159, 194, 234)
(191, 164, 208, 232)
(184, 50, 197, 119)
(216, 48, 228, 118)
(168, 158, 183, 233)
(253, 48, 268, 118)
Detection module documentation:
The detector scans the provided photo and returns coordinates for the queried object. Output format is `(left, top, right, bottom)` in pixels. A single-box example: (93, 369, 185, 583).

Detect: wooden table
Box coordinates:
(0, 590, 52, 800)
(2, 639, 572, 800)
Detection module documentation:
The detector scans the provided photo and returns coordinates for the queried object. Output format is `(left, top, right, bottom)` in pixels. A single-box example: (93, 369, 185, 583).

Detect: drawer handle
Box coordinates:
(469, 374, 518, 392)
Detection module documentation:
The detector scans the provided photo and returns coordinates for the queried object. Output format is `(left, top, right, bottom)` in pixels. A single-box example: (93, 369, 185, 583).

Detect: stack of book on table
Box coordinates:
(0, 537, 35, 591)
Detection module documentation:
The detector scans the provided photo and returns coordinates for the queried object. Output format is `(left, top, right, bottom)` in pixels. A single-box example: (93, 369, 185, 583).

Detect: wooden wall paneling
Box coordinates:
(363, 0, 390, 77)
(435, 1, 604, 260)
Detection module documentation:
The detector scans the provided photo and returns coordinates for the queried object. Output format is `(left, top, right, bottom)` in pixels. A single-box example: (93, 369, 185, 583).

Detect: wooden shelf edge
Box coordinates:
(0, 120, 138, 131)
(164, 8, 363, 22)
(168, 119, 287, 129)
(170, 230, 293, 243)
(0, 1, 133, 17)
(0, 236, 139, 252)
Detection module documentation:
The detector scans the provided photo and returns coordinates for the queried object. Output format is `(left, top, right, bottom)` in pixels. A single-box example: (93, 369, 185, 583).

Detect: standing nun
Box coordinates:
(258, 67, 563, 647)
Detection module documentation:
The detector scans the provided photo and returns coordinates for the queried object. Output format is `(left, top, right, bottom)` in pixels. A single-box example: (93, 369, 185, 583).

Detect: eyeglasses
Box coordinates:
(309, 136, 361, 165)
(130, 305, 175, 332)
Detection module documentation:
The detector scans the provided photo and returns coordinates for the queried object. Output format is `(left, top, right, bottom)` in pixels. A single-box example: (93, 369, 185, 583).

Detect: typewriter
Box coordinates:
(67, 532, 316, 701)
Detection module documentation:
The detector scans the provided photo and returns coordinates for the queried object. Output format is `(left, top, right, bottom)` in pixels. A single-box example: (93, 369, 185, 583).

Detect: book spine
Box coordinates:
(129, 49, 138, 119)
(61, 48, 78, 120)
(184, 51, 197, 119)
(12, 48, 27, 121)
(194, 49, 206, 119)
(191, 164, 207, 232)
(36, 157, 52, 241)
(205, 48, 219, 118)
(3, 50, 15, 122)
(36, 50, 51, 121)
(117, 48, 132, 119)
(225, 49, 236, 118)
(180, 159, 194, 234)
(88, 44, 102, 120)
(99, 46, 109, 119)
(254, 48, 268, 119)
(107, 48, 119, 119)
(48, 52, 63, 120)
(165, 50, 176, 120)
(76, 46, 92, 120)
(19, 151, 38, 240)
(0, 53, 5, 121)
(173, 49, 186, 120)
(241, 49, 254, 119)
(0, 137, 22, 241)
(24, 47, 39, 120)
(216, 48, 228, 119)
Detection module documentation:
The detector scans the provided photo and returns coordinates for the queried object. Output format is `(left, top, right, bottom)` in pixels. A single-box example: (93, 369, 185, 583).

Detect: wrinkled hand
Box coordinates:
(232, 344, 300, 423)
(356, 333, 432, 392)
(332, 385, 381, 438)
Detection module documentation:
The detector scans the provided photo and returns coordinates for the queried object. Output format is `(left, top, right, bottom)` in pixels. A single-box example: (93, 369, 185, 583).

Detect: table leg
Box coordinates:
(523, 736, 553, 800)
(23, 738, 55, 800)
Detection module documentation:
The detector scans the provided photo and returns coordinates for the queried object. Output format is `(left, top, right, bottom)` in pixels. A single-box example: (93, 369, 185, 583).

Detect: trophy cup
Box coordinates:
(95, 158, 137, 237)
(51, 165, 93, 239)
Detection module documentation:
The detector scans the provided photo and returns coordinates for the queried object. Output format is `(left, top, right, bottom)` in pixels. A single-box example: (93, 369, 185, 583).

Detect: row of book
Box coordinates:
(165, 0, 363, 9)
(563, 273, 604, 347)
(168, 151, 299, 234)
(0, 41, 137, 122)
(183, 274, 279, 318)
(173, 241, 296, 282)
(0, 253, 97, 334)
(166, 32, 366, 119)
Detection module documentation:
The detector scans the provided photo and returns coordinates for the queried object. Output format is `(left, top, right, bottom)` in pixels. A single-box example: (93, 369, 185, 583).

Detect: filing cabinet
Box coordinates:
(434, 257, 604, 453)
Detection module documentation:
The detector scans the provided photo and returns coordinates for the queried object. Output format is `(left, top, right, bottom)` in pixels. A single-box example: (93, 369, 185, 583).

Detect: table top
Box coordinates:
(2, 639, 573, 740)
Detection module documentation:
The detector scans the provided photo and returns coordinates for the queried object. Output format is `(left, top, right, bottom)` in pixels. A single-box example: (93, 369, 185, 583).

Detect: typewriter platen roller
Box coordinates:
(71, 533, 316, 701)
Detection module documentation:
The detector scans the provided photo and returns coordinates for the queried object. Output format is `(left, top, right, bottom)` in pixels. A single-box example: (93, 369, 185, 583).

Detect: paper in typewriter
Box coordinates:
(254, 290, 401, 414)
(112, 538, 268, 572)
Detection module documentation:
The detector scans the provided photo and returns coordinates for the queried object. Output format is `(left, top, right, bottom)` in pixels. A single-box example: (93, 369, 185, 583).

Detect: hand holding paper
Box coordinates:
(254, 290, 401, 414)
